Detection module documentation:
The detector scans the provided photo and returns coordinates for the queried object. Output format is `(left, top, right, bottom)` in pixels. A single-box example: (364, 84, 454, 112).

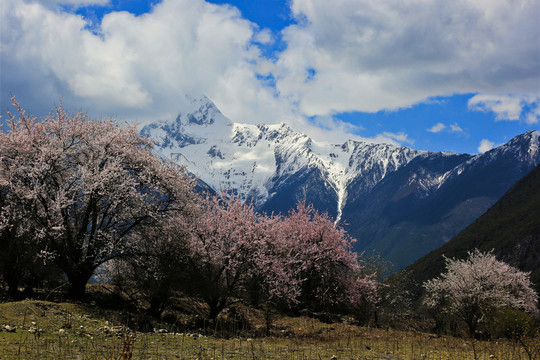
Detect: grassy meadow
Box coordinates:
(1, 296, 538, 360)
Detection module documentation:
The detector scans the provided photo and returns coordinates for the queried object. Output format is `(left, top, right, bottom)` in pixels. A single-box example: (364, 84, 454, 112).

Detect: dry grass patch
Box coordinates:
(1, 300, 538, 359)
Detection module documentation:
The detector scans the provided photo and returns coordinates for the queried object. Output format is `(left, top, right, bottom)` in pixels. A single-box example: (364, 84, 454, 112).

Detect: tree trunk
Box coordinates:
(149, 295, 167, 316)
(208, 298, 226, 320)
(4, 271, 21, 299)
(66, 270, 94, 299)
(2, 257, 24, 299)
(1, 237, 24, 299)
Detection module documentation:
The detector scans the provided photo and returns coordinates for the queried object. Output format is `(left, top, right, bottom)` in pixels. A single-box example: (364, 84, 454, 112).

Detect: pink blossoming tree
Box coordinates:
(278, 203, 379, 314)
(176, 193, 299, 320)
(423, 249, 538, 337)
(0, 99, 195, 298)
(242, 211, 301, 309)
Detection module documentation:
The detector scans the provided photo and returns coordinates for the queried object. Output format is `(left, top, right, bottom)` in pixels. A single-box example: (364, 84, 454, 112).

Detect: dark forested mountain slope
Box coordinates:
(403, 163, 540, 298)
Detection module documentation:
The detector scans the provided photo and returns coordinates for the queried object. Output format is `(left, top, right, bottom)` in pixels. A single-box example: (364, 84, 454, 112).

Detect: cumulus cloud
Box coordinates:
(427, 123, 446, 133)
(0, 0, 421, 147)
(280, 115, 412, 147)
(478, 139, 495, 153)
(275, 0, 539, 116)
(468, 94, 540, 124)
(1, 0, 539, 150)
(427, 122, 465, 134)
(1, 0, 281, 123)
(382, 132, 414, 146)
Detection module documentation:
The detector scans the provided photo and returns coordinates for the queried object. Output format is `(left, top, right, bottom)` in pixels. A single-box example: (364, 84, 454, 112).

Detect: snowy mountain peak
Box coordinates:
(495, 130, 540, 161)
(141, 96, 428, 217)
(141, 97, 540, 229)
(141, 96, 233, 155)
(181, 95, 231, 127)
(456, 130, 539, 171)
(140, 97, 540, 269)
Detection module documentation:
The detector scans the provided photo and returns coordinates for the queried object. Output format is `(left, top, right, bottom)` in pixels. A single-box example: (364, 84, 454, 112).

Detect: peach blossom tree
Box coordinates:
(175, 193, 299, 320)
(278, 203, 379, 314)
(0, 98, 195, 298)
(423, 249, 538, 337)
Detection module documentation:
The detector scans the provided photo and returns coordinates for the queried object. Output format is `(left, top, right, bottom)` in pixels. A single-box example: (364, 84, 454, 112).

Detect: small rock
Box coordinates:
(4, 325, 16, 333)
(158, 328, 168, 334)
(58, 329, 66, 336)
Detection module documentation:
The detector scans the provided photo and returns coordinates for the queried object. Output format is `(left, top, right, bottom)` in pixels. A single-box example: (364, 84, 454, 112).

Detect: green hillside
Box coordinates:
(403, 163, 540, 299)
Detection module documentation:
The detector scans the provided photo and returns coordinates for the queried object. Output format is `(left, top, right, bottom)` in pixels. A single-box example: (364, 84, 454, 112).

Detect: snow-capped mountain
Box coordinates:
(141, 96, 540, 268)
(142, 96, 428, 220)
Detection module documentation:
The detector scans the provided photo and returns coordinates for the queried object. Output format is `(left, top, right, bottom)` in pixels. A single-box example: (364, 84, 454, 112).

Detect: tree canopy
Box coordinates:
(0, 98, 195, 297)
(423, 249, 538, 337)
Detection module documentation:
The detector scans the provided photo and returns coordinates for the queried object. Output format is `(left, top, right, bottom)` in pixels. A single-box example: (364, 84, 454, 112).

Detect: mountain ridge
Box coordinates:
(141, 96, 540, 268)
(141, 97, 436, 216)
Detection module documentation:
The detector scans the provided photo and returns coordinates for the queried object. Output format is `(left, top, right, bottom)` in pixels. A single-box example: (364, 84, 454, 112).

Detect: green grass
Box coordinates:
(1, 299, 538, 359)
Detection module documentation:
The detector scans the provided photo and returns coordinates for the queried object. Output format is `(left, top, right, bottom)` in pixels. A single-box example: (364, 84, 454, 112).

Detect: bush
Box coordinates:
(483, 307, 538, 340)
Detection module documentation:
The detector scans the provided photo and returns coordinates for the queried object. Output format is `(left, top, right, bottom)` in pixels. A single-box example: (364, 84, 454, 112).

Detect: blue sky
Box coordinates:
(1, 0, 539, 154)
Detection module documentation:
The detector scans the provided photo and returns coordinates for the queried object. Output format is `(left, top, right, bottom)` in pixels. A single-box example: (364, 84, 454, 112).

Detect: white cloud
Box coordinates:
(1, 0, 538, 151)
(275, 0, 540, 115)
(0, 0, 419, 149)
(468, 94, 540, 123)
(427, 123, 446, 133)
(252, 28, 274, 45)
(280, 115, 413, 147)
(478, 139, 495, 153)
(1, 0, 282, 123)
(449, 123, 464, 133)
(468, 95, 522, 121)
(382, 132, 413, 146)
(526, 105, 540, 125)
(427, 122, 465, 135)
(35, 0, 110, 8)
